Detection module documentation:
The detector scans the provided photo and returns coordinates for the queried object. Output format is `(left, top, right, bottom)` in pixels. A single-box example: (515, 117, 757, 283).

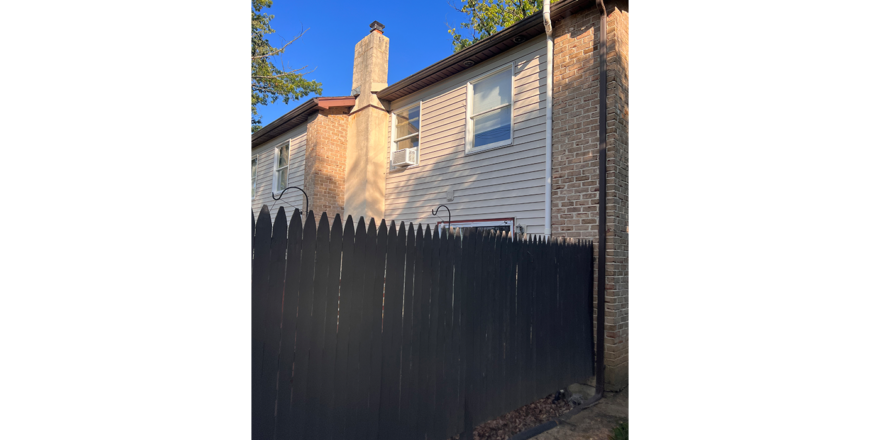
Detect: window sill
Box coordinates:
(465, 139, 513, 157)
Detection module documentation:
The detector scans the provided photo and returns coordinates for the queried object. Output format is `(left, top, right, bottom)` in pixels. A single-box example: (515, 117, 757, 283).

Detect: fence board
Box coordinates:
(331, 216, 356, 440)
(290, 211, 316, 440)
(252, 210, 255, 254)
(449, 229, 464, 435)
(528, 237, 541, 401)
(316, 215, 343, 438)
(486, 231, 500, 420)
(499, 232, 513, 415)
(561, 241, 573, 388)
(424, 228, 441, 440)
(366, 220, 388, 440)
(341, 218, 369, 438)
(303, 213, 331, 440)
(378, 221, 404, 440)
(415, 226, 434, 438)
(585, 241, 595, 381)
(461, 230, 477, 437)
(251, 206, 272, 440)
(355, 219, 379, 437)
(439, 229, 457, 439)
(399, 223, 418, 440)
(276, 210, 303, 440)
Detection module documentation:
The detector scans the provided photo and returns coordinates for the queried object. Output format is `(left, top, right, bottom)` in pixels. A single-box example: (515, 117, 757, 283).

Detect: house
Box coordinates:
(251, 0, 628, 390)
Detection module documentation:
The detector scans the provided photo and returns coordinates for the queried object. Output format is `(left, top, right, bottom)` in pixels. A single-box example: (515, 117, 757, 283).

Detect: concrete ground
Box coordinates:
(533, 388, 628, 440)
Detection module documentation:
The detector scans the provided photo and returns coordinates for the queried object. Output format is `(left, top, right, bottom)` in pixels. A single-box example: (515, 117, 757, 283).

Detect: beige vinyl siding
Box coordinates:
(252, 123, 308, 221)
(385, 36, 548, 232)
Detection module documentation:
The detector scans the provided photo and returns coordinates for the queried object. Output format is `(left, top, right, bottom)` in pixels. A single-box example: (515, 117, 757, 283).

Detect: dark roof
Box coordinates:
(377, 0, 595, 102)
(251, 96, 356, 148)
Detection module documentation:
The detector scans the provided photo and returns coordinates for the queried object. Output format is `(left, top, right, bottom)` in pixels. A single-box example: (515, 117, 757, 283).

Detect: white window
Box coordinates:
(273, 142, 289, 193)
(466, 65, 514, 153)
(251, 156, 258, 199)
(392, 103, 421, 162)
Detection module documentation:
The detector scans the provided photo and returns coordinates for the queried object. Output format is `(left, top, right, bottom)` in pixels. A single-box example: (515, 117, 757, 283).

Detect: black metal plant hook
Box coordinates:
(271, 186, 309, 215)
(431, 204, 451, 227)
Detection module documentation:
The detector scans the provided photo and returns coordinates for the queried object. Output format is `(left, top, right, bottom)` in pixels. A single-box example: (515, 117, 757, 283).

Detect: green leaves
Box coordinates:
(448, 0, 556, 52)
(252, 0, 322, 133)
(611, 421, 628, 440)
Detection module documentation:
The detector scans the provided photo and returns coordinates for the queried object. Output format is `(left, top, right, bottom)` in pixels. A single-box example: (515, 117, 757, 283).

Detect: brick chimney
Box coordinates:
(344, 21, 390, 222)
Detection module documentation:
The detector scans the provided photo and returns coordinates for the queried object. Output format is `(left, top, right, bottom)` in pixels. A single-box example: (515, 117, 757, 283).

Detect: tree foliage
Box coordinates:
(447, 0, 557, 52)
(252, 0, 322, 133)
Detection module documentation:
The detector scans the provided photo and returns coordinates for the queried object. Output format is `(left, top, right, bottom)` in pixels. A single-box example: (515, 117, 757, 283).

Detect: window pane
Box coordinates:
(396, 137, 419, 150)
(252, 179, 256, 198)
(277, 145, 289, 168)
(276, 168, 288, 191)
(473, 106, 512, 148)
(473, 70, 511, 115)
(395, 106, 420, 138)
(251, 158, 257, 178)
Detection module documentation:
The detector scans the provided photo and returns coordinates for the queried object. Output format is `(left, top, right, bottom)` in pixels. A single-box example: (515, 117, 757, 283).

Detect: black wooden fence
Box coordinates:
(252, 206, 594, 440)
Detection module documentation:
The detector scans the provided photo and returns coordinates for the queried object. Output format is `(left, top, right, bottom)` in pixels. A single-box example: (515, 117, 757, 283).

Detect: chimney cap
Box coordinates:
(370, 21, 385, 33)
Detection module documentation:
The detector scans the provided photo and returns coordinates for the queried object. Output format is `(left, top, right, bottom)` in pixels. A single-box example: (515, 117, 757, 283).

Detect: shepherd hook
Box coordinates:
(271, 186, 309, 215)
(432, 204, 451, 227)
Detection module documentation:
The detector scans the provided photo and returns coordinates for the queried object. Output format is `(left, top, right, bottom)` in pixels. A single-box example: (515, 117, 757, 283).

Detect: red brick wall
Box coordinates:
(551, 0, 628, 390)
(304, 107, 349, 219)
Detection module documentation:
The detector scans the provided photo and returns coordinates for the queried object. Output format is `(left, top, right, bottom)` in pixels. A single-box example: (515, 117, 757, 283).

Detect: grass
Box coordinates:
(609, 421, 628, 440)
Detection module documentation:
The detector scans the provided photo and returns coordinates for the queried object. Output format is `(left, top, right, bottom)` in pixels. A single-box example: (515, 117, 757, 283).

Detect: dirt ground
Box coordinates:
(533, 387, 629, 440)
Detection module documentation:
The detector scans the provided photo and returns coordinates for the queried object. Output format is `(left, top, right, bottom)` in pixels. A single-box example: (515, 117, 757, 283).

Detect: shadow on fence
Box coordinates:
(252, 205, 594, 440)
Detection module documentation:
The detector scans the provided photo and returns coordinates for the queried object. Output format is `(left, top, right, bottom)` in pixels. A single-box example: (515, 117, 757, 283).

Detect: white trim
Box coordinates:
(251, 155, 258, 200)
(465, 63, 515, 155)
(395, 132, 419, 141)
(437, 218, 515, 230)
(390, 101, 422, 168)
(471, 102, 510, 118)
(271, 140, 291, 195)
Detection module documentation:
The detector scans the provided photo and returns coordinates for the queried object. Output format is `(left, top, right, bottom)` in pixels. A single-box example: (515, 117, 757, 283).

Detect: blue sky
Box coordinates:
(256, 0, 473, 126)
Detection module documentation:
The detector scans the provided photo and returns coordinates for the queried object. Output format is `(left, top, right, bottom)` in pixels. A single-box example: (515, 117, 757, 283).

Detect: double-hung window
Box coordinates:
(393, 103, 421, 160)
(273, 142, 289, 193)
(251, 156, 258, 199)
(466, 65, 514, 153)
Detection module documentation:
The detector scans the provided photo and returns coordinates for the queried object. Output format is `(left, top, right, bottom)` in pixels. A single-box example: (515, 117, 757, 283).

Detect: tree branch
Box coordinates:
(252, 26, 308, 60)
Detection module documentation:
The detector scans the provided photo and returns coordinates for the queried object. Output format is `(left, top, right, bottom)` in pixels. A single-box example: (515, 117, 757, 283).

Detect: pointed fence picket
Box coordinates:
(252, 207, 595, 440)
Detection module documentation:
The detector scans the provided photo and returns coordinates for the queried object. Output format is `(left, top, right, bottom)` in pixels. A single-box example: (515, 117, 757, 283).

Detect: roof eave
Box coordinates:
(251, 96, 355, 148)
(377, 0, 594, 102)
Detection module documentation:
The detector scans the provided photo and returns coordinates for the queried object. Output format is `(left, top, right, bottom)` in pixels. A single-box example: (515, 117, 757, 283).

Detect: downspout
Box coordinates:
(543, 0, 553, 237)
(583, 0, 608, 408)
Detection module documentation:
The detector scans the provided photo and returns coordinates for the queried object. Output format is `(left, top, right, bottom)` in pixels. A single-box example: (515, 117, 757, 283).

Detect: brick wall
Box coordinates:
(551, 0, 628, 390)
(304, 107, 349, 219)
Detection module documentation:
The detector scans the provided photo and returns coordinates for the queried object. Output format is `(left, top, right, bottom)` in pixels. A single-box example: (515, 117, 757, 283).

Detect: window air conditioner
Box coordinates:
(391, 148, 417, 167)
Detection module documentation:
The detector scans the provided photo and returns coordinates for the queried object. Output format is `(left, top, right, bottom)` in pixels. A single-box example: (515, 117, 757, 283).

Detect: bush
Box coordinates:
(610, 421, 628, 440)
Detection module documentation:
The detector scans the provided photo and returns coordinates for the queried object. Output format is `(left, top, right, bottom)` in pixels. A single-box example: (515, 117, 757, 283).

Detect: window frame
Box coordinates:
(251, 155, 258, 199)
(271, 140, 291, 195)
(465, 63, 516, 155)
(391, 101, 422, 168)
(437, 217, 516, 235)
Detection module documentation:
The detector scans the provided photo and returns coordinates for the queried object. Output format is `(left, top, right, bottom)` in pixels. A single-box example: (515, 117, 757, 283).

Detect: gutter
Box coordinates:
(543, 0, 554, 237)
